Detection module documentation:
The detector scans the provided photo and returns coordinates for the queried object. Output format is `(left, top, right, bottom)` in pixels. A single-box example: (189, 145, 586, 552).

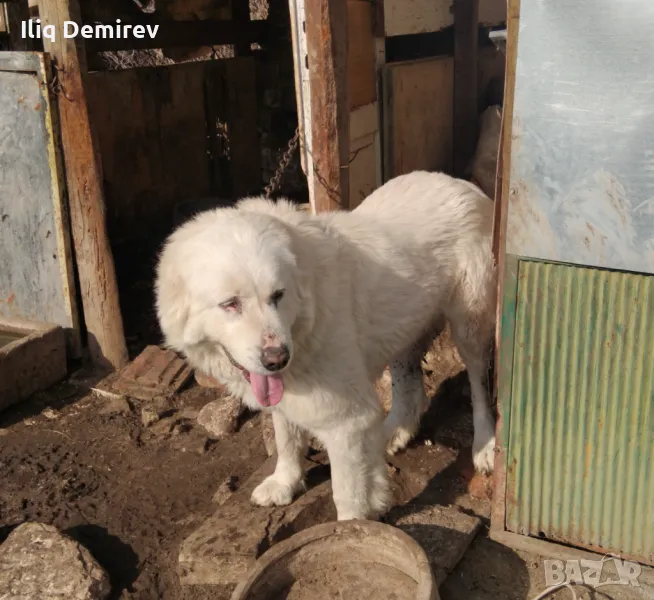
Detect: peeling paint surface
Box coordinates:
(507, 0, 654, 274)
(0, 53, 78, 343)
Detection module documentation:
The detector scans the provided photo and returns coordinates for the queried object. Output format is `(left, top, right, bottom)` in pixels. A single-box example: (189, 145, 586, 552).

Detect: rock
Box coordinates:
(141, 406, 160, 427)
(179, 458, 334, 587)
(197, 396, 243, 439)
(42, 407, 60, 420)
(194, 370, 227, 392)
(98, 393, 131, 416)
(0, 522, 111, 600)
(212, 476, 239, 505)
(141, 396, 175, 427)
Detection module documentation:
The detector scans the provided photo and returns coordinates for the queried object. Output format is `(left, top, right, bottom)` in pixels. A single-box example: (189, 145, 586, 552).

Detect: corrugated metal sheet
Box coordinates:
(506, 260, 654, 563)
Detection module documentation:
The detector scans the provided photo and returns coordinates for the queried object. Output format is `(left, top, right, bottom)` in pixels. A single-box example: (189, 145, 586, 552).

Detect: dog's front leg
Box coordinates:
(324, 426, 391, 521)
(251, 410, 308, 507)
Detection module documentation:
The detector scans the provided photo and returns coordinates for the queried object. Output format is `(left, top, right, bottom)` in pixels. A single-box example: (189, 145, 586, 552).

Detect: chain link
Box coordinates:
(264, 126, 300, 199)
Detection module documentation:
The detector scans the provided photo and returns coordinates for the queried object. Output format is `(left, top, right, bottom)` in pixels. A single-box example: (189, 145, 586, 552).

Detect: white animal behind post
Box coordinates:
(155, 171, 497, 521)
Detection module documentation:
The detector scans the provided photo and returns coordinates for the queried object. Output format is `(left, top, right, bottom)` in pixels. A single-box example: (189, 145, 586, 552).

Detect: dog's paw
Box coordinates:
(251, 476, 296, 507)
(385, 426, 413, 455)
(472, 435, 496, 474)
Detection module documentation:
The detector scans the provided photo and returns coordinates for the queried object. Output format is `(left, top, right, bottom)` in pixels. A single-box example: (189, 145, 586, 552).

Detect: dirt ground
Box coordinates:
(1, 328, 651, 600)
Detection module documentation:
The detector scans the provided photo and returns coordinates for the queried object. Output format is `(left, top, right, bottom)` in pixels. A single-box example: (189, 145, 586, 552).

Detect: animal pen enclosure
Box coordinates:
(1, 0, 507, 369)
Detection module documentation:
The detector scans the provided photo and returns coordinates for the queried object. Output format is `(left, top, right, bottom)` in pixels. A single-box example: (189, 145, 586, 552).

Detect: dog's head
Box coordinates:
(155, 202, 310, 407)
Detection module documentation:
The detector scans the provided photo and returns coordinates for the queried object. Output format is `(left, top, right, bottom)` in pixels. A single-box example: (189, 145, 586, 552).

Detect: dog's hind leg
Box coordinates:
(383, 329, 439, 455)
(251, 411, 308, 507)
(449, 316, 496, 474)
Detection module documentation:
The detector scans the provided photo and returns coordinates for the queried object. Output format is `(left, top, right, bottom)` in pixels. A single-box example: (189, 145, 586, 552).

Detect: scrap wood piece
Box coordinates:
(111, 345, 193, 400)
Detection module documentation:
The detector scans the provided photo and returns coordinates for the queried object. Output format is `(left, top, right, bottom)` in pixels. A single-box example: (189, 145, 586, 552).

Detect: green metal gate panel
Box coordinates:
(506, 259, 654, 562)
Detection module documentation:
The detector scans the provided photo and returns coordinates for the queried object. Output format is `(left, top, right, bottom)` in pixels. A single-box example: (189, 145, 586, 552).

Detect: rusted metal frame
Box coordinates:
(305, 0, 350, 212)
(490, 0, 521, 536)
(453, 0, 479, 178)
(39, 0, 129, 370)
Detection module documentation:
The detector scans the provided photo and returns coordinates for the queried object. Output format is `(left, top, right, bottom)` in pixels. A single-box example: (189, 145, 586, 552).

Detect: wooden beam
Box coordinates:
(84, 19, 265, 53)
(39, 0, 129, 370)
(305, 0, 350, 212)
(453, 0, 480, 177)
(490, 0, 519, 536)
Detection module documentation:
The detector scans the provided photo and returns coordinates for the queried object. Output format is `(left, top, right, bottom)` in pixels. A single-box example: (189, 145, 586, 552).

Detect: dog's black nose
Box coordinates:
(260, 344, 290, 371)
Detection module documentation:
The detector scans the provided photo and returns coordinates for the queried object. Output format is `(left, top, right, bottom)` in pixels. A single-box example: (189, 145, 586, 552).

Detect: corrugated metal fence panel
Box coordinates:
(506, 260, 654, 563)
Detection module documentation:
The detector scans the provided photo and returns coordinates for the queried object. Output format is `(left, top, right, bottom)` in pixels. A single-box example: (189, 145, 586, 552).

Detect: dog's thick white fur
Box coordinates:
(155, 171, 497, 521)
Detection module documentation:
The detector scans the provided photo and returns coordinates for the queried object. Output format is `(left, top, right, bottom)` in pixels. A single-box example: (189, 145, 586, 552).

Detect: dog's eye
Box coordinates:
(270, 289, 285, 306)
(219, 297, 241, 313)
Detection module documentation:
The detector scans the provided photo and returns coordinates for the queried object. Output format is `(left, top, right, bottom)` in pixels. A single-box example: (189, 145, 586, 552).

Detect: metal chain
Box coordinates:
(264, 127, 300, 199)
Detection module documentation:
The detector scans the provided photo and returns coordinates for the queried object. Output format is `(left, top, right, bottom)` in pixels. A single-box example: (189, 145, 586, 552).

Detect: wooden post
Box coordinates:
(305, 0, 350, 212)
(453, 0, 480, 178)
(39, 0, 129, 370)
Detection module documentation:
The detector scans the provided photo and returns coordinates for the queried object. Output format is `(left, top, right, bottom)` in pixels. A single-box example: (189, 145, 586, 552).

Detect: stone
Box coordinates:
(0, 319, 67, 412)
(98, 392, 131, 416)
(179, 457, 334, 587)
(194, 370, 227, 391)
(196, 396, 243, 439)
(141, 396, 175, 427)
(0, 522, 111, 600)
(212, 476, 239, 506)
(390, 504, 481, 585)
(111, 345, 193, 400)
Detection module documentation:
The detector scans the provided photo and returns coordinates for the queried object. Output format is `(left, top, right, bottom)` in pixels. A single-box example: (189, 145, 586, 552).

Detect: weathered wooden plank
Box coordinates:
(383, 57, 454, 179)
(306, 0, 350, 212)
(220, 58, 261, 197)
(349, 102, 378, 208)
(0, 54, 81, 355)
(453, 0, 480, 177)
(384, 0, 505, 37)
(39, 0, 128, 370)
(347, 0, 376, 110)
(85, 57, 259, 237)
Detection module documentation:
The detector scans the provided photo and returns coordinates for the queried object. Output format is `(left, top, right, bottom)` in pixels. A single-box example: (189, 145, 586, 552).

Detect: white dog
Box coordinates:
(155, 171, 497, 521)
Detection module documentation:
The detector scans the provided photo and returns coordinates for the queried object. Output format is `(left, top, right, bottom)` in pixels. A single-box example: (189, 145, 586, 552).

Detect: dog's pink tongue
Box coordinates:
(249, 373, 284, 407)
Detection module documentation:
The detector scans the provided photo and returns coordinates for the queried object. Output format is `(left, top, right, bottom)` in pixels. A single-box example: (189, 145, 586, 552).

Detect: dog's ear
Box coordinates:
(155, 249, 197, 351)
